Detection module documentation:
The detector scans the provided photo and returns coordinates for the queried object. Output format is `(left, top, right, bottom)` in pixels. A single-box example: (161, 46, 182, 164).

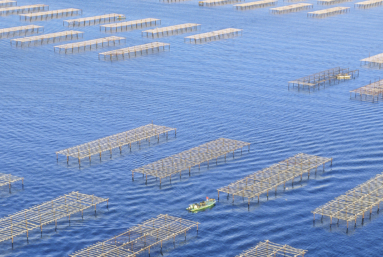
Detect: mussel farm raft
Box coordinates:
(307, 7, 350, 18)
(198, 0, 244, 6)
(63, 14, 126, 27)
(0, 25, 43, 39)
(234, 0, 278, 10)
(0, 0, 16, 7)
(100, 18, 161, 32)
(142, 23, 201, 38)
(0, 4, 48, 16)
(184, 28, 242, 44)
(360, 53, 383, 68)
(355, 0, 383, 8)
(11, 30, 83, 47)
(99, 42, 170, 61)
(0, 172, 23, 192)
(317, 0, 352, 5)
(19, 8, 82, 22)
(236, 240, 307, 257)
(54, 36, 125, 53)
(350, 79, 383, 102)
(270, 3, 313, 14)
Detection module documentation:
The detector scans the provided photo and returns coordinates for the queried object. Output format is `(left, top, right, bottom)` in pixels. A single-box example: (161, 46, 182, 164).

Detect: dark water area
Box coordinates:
(1, 0, 383, 256)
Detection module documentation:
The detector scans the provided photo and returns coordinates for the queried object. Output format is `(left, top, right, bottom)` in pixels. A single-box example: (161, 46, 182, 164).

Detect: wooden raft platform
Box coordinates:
(360, 53, 383, 68)
(99, 42, 170, 61)
(132, 138, 250, 185)
(0, 192, 108, 245)
(69, 214, 199, 257)
(199, 0, 244, 6)
(270, 3, 313, 14)
(236, 240, 307, 257)
(161, 0, 193, 2)
(217, 153, 332, 206)
(54, 36, 125, 53)
(19, 8, 82, 22)
(11, 30, 83, 47)
(185, 28, 242, 44)
(313, 172, 383, 229)
(355, 0, 383, 8)
(308, 7, 350, 18)
(101, 18, 161, 32)
(142, 23, 201, 38)
(0, 0, 16, 7)
(350, 79, 383, 102)
(0, 4, 48, 16)
(234, 0, 278, 10)
(318, 0, 352, 5)
(0, 25, 43, 39)
(64, 14, 126, 27)
(56, 124, 175, 164)
(0, 173, 23, 192)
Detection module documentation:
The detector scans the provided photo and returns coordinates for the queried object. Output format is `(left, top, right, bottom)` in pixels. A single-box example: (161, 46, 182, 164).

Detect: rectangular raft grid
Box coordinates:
(236, 240, 308, 257)
(313, 172, 383, 229)
(0, 25, 43, 39)
(54, 36, 125, 53)
(99, 42, 170, 61)
(0, 0, 16, 7)
(161, 0, 193, 2)
(64, 14, 125, 27)
(100, 18, 161, 32)
(56, 124, 176, 165)
(350, 79, 383, 102)
(360, 53, 383, 68)
(142, 23, 201, 38)
(69, 214, 199, 257)
(270, 3, 313, 14)
(185, 28, 242, 44)
(19, 8, 82, 21)
(0, 192, 108, 245)
(132, 138, 250, 185)
(355, 0, 383, 8)
(234, 0, 278, 10)
(317, 0, 352, 5)
(0, 173, 23, 191)
(217, 153, 332, 206)
(0, 4, 48, 16)
(308, 7, 350, 18)
(11, 30, 83, 47)
(199, 0, 244, 6)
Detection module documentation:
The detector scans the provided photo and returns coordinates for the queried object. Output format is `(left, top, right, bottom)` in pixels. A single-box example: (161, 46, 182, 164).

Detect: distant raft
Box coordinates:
(0, 172, 23, 192)
(360, 52, 383, 68)
(142, 23, 201, 38)
(234, 0, 278, 10)
(307, 7, 350, 18)
(185, 28, 242, 44)
(0, 25, 43, 39)
(0, 0, 16, 7)
(270, 3, 313, 14)
(236, 240, 307, 257)
(100, 18, 161, 32)
(64, 14, 126, 27)
(350, 79, 383, 102)
(11, 30, 83, 47)
(54, 36, 125, 53)
(355, 0, 383, 8)
(19, 8, 82, 21)
(0, 4, 48, 16)
(317, 0, 352, 5)
(161, 0, 193, 2)
(199, 0, 243, 6)
(99, 42, 170, 61)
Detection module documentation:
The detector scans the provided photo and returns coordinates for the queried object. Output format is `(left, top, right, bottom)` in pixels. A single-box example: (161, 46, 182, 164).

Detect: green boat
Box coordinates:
(187, 198, 216, 212)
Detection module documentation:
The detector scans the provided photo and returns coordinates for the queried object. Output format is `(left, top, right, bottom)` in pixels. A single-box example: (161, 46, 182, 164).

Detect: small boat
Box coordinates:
(337, 74, 351, 80)
(187, 197, 216, 212)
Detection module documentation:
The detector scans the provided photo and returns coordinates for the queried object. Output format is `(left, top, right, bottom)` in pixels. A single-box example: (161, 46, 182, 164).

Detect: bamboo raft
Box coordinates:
(11, 30, 83, 47)
(313, 172, 383, 230)
(236, 240, 307, 257)
(185, 28, 242, 44)
(0, 0, 16, 7)
(355, 0, 383, 8)
(317, 0, 352, 5)
(217, 153, 332, 206)
(199, 0, 244, 6)
(56, 124, 175, 165)
(350, 79, 383, 102)
(132, 138, 250, 185)
(270, 3, 313, 14)
(19, 8, 82, 22)
(0, 192, 108, 246)
(142, 23, 201, 38)
(308, 7, 350, 18)
(288, 67, 359, 92)
(0, 4, 48, 16)
(0, 173, 23, 192)
(100, 18, 161, 33)
(99, 42, 170, 61)
(0, 25, 43, 39)
(360, 53, 383, 68)
(234, 0, 278, 10)
(54, 36, 125, 54)
(69, 214, 199, 257)
(64, 14, 126, 27)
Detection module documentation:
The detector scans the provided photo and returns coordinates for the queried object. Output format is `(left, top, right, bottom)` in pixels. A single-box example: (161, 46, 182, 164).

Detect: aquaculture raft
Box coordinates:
(360, 53, 383, 68)
(234, 0, 278, 10)
(0, 25, 43, 39)
(11, 30, 83, 47)
(0, 0, 16, 7)
(0, 192, 108, 245)
(217, 153, 332, 206)
(54, 36, 125, 53)
(64, 14, 126, 27)
(100, 18, 161, 32)
(69, 214, 199, 257)
(56, 124, 176, 164)
(185, 28, 242, 44)
(313, 172, 383, 229)
(19, 8, 82, 21)
(0, 173, 23, 189)
(132, 138, 250, 185)
(236, 240, 307, 257)
(350, 79, 383, 102)
(317, 0, 352, 5)
(99, 42, 170, 61)
(355, 0, 383, 8)
(270, 3, 313, 14)
(199, 0, 243, 6)
(308, 7, 350, 18)
(142, 23, 201, 38)
(0, 4, 48, 16)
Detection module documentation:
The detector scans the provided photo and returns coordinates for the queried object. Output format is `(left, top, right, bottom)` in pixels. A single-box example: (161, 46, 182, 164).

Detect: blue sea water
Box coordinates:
(1, 0, 383, 256)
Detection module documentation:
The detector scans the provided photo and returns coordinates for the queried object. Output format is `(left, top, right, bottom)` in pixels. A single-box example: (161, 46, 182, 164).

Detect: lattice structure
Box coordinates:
(236, 240, 307, 257)
(0, 0, 16, 7)
(0, 25, 43, 39)
(54, 36, 125, 53)
(69, 214, 199, 257)
(11, 30, 83, 47)
(132, 138, 250, 185)
(64, 14, 126, 27)
(355, 0, 383, 8)
(56, 124, 175, 164)
(0, 192, 108, 244)
(0, 4, 48, 16)
(283, 0, 305, 2)
(161, 0, 193, 2)
(234, 0, 278, 10)
(270, 3, 313, 14)
(218, 153, 332, 206)
(0, 173, 23, 191)
(360, 53, 383, 68)
(288, 67, 359, 92)
(350, 79, 383, 102)
(185, 28, 242, 44)
(101, 18, 161, 33)
(308, 7, 350, 18)
(199, 0, 243, 6)
(313, 172, 383, 229)
(19, 8, 81, 21)
(318, 0, 352, 4)
(99, 42, 170, 61)
(142, 23, 200, 38)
